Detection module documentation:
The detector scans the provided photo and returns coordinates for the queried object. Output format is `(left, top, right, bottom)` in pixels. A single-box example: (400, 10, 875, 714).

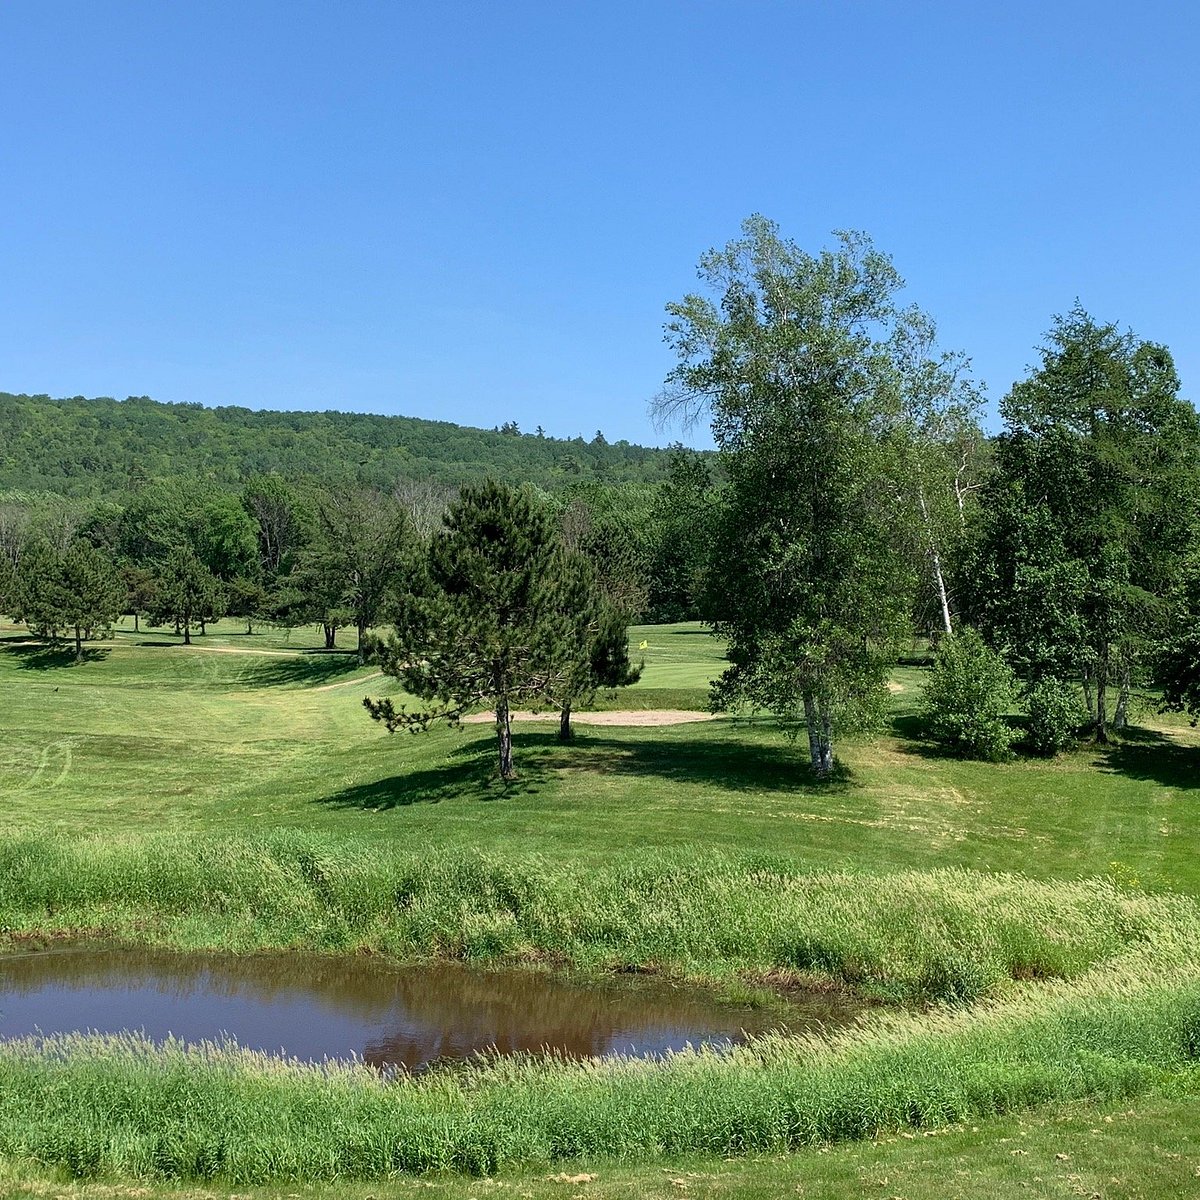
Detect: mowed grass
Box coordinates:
(3, 618, 1200, 1191)
(2, 620, 1197, 891)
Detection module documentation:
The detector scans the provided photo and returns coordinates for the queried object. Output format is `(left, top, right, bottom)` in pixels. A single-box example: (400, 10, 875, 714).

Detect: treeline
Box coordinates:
(652, 218, 1200, 771)
(0, 393, 673, 497)
(0, 454, 717, 655)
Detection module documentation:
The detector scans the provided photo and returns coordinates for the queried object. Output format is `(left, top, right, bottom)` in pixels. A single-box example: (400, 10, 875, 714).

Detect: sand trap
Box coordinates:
(462, 709, 717, 727)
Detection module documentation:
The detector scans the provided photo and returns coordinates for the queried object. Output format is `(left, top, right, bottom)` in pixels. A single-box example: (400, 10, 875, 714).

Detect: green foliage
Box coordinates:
(11, 540, 124, 657)
(661, 217, 921, 775)
(366, 481, 577, 778)
(152, 548, 224, 644)
(548, 550, 642, 739)
(921, 628, 1017, 760)
(292, 489, 411, 657)
(1154, 555, 1200, 725)
(965, 308, 1200, 740)
(1024, 677, 1086, 756)
(645, 447, 719, 623)
(0, 392, 674, 498)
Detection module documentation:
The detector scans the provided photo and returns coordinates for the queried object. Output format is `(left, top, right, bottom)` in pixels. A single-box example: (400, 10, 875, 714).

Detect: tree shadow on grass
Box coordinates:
(5, 642, 111, 670)
(316, 721, 855, 816)
(238, 654, 367, 688)
(1098, 727, 1200, 791)
(316, 736, 549, 811)
(537, 730, 847, 793)
(884, 712, 968, 762)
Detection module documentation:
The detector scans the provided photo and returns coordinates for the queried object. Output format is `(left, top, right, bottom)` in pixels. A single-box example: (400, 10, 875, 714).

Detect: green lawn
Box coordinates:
(3, 618, 1200, 1195)
(3, 619, 1196, 890)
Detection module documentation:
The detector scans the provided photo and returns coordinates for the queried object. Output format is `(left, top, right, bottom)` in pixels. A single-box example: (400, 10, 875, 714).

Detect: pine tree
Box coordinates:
(365, 480, 576, 780)
(14, 540, 123, 659)
(548, 551, 641, 741)
(154, 548, 224, 645)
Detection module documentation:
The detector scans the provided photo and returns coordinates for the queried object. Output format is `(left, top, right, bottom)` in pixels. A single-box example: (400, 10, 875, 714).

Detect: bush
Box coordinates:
(920, 628, 1016, 761)
(1024, 678, 1085, 756)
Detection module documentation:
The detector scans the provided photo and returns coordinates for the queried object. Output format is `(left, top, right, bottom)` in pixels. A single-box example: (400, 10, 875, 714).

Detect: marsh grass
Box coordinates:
(3, 835, 1192, 1003)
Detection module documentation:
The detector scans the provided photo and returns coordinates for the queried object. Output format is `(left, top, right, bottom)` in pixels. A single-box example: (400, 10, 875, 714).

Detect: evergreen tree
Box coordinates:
(548, 551, 642, 741)
(365, 480, 576, 780)
(13, 540, 123, 659)
(153, 548, 224, 645)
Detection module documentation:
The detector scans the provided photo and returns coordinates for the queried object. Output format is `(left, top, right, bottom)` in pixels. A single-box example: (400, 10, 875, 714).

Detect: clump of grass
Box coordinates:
(2, 832, 1193, 1003)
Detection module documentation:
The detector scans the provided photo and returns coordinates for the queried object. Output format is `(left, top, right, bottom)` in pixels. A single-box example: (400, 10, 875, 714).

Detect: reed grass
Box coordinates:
(3, 832, 1194, 1003)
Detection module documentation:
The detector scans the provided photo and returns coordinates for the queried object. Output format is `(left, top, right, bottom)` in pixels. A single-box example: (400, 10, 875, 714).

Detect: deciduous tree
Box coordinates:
(657, 217, 922, 776)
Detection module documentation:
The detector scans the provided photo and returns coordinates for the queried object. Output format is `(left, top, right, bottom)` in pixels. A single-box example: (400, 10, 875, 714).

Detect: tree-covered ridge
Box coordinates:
(0, 392, 672, 496)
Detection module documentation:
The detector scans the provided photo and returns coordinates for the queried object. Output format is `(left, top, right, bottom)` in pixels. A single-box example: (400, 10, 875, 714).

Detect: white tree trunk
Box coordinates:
(918, 484, 953, 635)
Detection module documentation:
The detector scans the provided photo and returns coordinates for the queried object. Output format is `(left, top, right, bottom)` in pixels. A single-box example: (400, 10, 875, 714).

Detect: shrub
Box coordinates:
(1024, 678, 1085, 756)
(920, 628, 1016, 761)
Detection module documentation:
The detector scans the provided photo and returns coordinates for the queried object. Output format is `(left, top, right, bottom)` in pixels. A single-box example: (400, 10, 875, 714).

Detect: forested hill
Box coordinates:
(0, 392, 672, 497)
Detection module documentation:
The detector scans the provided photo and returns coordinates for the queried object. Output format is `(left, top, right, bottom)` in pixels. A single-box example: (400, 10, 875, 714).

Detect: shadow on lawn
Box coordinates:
(316, 744, 546, 810)
(1099, 728, 1200, 791)
(4, 641, 111, 669)
(318, 725, 847, 814)
(238, 654, 366, 688)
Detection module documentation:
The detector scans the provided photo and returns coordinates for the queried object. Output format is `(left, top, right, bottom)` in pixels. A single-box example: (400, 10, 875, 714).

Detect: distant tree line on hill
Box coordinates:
(0, 393, 673, 498)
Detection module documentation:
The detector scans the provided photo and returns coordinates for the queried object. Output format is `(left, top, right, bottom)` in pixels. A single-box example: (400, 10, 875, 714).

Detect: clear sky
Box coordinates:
(2, 1, 1197, 446)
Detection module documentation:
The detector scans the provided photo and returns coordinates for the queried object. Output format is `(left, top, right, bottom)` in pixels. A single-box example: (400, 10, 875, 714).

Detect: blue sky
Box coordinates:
(2, 1, 1197, 446)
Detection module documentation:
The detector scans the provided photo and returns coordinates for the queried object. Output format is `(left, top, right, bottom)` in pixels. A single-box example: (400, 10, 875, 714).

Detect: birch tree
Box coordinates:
(657, 217, 920, 777)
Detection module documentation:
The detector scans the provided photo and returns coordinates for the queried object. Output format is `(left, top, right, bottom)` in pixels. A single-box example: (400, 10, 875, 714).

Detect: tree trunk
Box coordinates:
(559, 702, 573, 742)
(323, 623, 336, 650)
(357, 620, 367, 664)
(803, 691, 834, 778)
(199, 617, 206, 636)
(1095, 644, 1109, 744)
(918, 485, 952, 635)
(1113, 664, 1131, 731)
(74, 625, 83, 661)
(1081, 666, 1095, 719)
(133, 613, 139, 633)
(183, 620, 191, 646)
(246, 619, 253, 635)
(496, 696, 515, 779)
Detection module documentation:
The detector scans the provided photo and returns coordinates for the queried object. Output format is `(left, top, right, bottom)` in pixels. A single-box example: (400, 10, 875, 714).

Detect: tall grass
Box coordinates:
(0, 956, 1197, 1183)
(2, 831, 1194, 1002)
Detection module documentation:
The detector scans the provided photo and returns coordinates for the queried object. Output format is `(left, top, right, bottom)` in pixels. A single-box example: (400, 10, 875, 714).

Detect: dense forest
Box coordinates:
(0, 392, 672, 497)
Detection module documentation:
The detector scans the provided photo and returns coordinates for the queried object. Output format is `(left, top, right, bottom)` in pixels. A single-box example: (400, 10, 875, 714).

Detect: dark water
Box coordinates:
(0, 947, 855, 1072)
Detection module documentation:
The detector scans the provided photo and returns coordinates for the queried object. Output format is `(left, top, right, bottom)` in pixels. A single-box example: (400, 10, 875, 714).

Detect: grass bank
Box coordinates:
(3, 836, 1194, 1004)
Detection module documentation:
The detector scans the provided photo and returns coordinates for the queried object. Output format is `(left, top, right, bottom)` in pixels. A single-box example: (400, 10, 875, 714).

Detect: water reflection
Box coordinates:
(0, 947, 857, 1071)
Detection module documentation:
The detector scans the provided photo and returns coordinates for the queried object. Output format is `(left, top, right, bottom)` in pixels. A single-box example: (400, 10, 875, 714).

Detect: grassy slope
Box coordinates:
(3, 620, 1196, 891)
(2, 619, 1198, 1195)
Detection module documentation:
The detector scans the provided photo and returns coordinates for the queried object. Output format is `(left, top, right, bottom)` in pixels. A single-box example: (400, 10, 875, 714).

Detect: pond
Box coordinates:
(0, 946, 858, 1072)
